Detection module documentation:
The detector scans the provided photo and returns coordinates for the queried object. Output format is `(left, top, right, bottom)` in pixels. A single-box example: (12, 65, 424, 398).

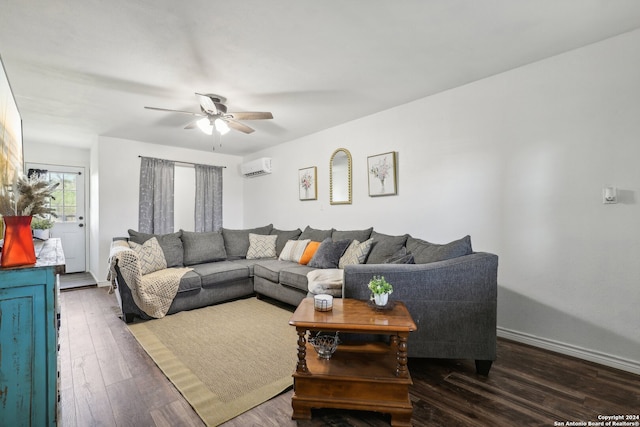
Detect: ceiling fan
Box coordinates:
(144, 93, 273, 135)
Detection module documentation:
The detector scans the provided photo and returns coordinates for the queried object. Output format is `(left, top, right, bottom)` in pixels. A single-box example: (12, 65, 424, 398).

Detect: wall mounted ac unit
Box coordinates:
(241, 157, 272, 177)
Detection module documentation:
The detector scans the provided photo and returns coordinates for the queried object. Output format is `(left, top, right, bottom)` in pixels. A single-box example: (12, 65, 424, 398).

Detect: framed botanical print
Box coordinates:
(299, 166, 317, 200)
(367, 151, 397, 196)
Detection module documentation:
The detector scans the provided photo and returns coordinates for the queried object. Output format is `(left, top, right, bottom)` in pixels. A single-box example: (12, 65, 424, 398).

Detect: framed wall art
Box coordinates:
(0, 54, 23, 194)
(299, 166, 317, 200)
(367, 151, 397, 196)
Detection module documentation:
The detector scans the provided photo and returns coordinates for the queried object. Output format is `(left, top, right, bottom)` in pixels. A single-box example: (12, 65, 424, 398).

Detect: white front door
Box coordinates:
(26, 163, 86, 273)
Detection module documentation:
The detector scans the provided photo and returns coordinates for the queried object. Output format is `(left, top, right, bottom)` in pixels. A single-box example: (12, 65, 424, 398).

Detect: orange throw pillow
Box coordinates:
(299, 241, 321, 265)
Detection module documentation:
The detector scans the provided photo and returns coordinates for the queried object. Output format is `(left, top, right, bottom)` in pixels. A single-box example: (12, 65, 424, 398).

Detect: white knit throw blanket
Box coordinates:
(108, 241, 191, 318)
(307, 268, 344, 297)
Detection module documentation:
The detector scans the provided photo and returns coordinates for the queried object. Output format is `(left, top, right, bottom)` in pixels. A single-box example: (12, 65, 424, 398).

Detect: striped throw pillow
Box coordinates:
(279, 239, 311, 262)
(338, 238, 374, 268)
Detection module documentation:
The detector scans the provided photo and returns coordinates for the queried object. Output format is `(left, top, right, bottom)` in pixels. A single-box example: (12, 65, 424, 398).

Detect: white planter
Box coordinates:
(33, 229, 50, 240)
(373, 293, 389, 306)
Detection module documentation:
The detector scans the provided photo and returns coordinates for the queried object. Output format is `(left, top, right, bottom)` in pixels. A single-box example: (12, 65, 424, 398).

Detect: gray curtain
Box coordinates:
(138, 157, 175, 234)
(194, 164, 223, 232)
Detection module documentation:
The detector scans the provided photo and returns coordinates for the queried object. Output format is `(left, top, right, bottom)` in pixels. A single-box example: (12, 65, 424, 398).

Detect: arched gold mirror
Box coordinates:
(329, 148, 352, 205)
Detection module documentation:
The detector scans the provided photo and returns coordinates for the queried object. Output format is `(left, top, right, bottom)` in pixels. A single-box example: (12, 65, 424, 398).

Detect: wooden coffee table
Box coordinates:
(288, 298, 417, 427)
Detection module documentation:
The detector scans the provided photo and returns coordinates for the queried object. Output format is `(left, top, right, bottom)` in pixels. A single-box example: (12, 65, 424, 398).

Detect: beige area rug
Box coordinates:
(127, 297, 298, 426)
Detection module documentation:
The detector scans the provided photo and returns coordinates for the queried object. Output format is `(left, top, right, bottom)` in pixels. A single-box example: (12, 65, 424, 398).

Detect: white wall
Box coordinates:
(243, 29, 640, 373)
(23, 141, 91, 168)
(95, 137, 245, 281)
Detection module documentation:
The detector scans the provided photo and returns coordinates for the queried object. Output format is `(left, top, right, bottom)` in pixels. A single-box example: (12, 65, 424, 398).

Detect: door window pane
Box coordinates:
(39, 171, 78, 223)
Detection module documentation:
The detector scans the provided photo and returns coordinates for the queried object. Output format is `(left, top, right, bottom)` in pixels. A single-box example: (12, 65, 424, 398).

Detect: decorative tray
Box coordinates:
(367, 299, 396, 311)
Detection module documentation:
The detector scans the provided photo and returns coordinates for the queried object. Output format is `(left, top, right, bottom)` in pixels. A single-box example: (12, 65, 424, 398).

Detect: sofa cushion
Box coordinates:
(299, 225, 334, 242)
(332, 227, 373, 242)
(177, 270, 202, 293)
(246, 233, 277, 259)
(406, 235, 473, 264)
(365, 231, 409, 264)
(339, 238, 374, 268)
(191, 261, 250, 288)
(222, 224, 273, 259)
(279, 239, 310, 262)
(270, 228, 302, 256)
(180, 230, 227, 266)
(229, 258, 260, 276)
(128, 229, 184, 267)
(308, 238, 351, 269)
(299, 241, 321, 265)
(280, 264, 317, 292)
(253, 259, 298, 282)
(128, 237, 167, 275)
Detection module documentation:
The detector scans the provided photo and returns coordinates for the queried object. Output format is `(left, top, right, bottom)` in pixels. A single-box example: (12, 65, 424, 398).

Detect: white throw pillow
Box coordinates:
(129, 237, 167, 275)
(246, 233, 278, 259)
(279, 239, 311, 262)
(338, 238, 374, 268)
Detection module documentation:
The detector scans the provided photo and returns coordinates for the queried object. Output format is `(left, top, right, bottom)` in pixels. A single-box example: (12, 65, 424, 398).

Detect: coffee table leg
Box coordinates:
(396, 333, 409, 378)
(296, 328, 308, 373)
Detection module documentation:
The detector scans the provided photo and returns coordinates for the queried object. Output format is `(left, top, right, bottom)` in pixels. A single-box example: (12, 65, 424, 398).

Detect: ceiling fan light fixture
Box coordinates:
(197, 117, 213, 135)
(215, 118, 230, 135)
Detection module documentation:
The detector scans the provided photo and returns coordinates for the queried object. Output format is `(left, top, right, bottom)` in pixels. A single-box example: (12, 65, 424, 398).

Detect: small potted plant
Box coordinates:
(31, 216, 55, 240)
(368, 275, 393, 307)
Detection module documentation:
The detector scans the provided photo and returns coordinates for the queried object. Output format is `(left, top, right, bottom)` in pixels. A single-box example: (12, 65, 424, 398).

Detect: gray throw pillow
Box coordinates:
(307, 238, 352, 269)
(383, 247, 415, 264)
(365, 231, 409, 264)
(299, 226, 334, 242)
(222, 224, 273, 259)
(180, 230, 227, 266)
(332, 227, 373, 242)
(128, 229, 184, 267)
(270, 228, 302, 256)
(406, 235, 472, 264)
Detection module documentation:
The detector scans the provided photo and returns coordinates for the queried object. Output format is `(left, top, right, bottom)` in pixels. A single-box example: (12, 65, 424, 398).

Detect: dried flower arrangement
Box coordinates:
(0, 174, 59, 217)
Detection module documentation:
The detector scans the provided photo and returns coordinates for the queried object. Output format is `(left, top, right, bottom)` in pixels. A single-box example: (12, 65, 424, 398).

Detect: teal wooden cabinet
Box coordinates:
(0, 239, 64, 426)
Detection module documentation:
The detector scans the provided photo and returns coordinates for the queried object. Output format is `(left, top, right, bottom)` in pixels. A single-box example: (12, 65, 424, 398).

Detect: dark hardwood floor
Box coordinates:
(59, 287, 640, 427)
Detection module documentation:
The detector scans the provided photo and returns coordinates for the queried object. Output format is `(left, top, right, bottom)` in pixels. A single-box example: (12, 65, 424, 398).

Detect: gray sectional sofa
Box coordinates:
(111, 224, 498, 375)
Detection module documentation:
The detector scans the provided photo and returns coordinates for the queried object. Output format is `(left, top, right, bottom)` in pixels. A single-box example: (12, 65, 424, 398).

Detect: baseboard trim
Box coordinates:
(497, 327, 640, 375)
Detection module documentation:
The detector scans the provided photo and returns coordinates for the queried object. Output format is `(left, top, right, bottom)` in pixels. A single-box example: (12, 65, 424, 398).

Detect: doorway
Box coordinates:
(26, 163, 87, 274)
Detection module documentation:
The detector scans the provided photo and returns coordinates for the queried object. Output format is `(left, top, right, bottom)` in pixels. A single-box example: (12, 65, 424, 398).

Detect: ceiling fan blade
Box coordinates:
(196, 94, 217, 115)
(227, 111, 273, 120)
(225, 119, 255, 134)
(184, 119, 199, 129)
(195, 93, 228, 115)
(195, 93, 226, 103)
(144, 106, 204, 117)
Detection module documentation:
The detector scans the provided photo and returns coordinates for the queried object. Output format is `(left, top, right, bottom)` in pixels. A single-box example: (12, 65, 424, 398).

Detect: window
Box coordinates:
(49, 172, 79, 222)
(30, 170, 79, 223)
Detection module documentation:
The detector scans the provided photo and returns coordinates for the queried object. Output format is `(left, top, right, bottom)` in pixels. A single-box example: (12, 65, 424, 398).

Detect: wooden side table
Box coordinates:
(289, 298, 417, 427)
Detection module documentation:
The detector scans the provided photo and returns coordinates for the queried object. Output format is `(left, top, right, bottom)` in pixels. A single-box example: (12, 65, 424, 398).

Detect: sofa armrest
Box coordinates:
(344, 252, 498, 363)
(343, 252, 498, 302)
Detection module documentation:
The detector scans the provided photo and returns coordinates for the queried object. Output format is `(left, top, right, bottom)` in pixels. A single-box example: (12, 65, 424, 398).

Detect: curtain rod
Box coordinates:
(138, 155, 226, 169)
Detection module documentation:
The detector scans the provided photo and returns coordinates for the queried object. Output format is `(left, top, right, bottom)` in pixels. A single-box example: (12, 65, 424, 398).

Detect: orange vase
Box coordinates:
(1, 216, 36, 268)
